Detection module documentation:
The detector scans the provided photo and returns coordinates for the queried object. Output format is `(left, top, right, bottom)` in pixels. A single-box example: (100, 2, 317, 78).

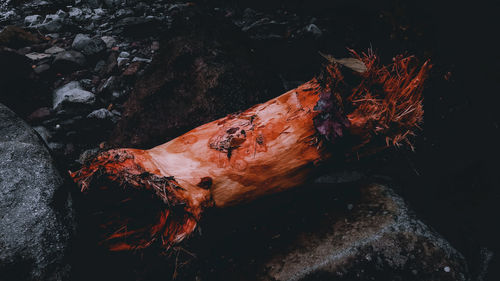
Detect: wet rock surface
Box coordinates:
(261, 184, 469, 281)
(0, 103, 74, 281)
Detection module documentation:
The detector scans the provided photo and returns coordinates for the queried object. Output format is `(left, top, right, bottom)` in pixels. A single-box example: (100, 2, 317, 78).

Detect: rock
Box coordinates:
(68, 7, 83, 20)
(97, 75, 120, 94)
(39, 14, 63, 32)
(257, 184, 470, 281)
(180, 183, 470, 281)
(87, 108, 118, 123)
(94, 59, 106, 73)
(52, 50, 86, 72)
(52, 81, 95, 111)
(72, 35, 106, 56)
(87, 108, 113, 119)
(25, 52, 51, 61)
(0, 103, 74, 281)
(118, 51, 129, 58)
(79, 78, 94, 90)
(44, 46, 65, 54)
(115, 8, 134, 19)
(24, 14, 42, 26)
(17, 46, 32, 55)
(0, 26, 40, 48)
(240, 17, 288, 40)
(71, 34, 91, 50)
(100, 36, 116, 48)
(305, 23, 322, 38)
(55, 9, 67, 20)
(33, 125, 52, 145)
(117, 57, 129, 67)
(46, 33, 59, 39)
(131, 56, 151, 63)
(93, 7, 106, 17)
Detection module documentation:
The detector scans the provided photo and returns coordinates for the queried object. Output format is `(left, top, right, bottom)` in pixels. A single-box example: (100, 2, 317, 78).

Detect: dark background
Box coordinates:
(200, 0, 500, 280)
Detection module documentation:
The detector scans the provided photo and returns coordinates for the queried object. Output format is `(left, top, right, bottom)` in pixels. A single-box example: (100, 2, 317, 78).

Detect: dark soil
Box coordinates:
(109, 11, 283, 148)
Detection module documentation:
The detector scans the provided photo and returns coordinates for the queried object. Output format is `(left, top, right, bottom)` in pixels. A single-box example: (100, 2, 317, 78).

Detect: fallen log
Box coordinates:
(71, 51, 430, 251)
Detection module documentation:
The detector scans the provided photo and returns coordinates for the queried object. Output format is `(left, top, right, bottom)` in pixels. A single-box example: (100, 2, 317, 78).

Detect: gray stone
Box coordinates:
(53, 81, 95, 110)
(94, 59, 106, 72)
(100, 35, 116, 48)
(131, 56, 151, 63)
(0, 103, 74, 281)
(118, 51, 129, 58)
(55, 10, 67, 20)
(87, 108, 115, 120)
(305, 23, 322, 38)
(93, 8, 106, 16)
(260, 184, 470, 281)
(115, 8, 134, 19)
(33, 125, 51, 145)
(39, 21, 63, 32)
(71, 33, 91, 50)
(68, 7, 83, 21)
(44, 46, 65, 54)
(97, 75, 120, 94)
(39, 14, 63, 32)
(33, 63, 50, 74)
(53, 50, 86, 72)
(24, 15, 42, 26)
(117, 57, 129, 67)
(25, 52, 51, 61)
(72, 34, 106, 56)
(46, 33, 59, 39)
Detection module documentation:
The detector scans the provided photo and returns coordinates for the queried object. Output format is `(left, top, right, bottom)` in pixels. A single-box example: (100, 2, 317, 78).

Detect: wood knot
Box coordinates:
(197, 177, 213, 189)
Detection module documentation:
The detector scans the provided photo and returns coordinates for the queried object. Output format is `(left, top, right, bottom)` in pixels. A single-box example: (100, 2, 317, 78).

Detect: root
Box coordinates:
(316, 49, 431, 155)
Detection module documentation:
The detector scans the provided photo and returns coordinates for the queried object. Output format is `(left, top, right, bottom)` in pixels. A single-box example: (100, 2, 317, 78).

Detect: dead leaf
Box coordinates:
(319, 52, 367, 73)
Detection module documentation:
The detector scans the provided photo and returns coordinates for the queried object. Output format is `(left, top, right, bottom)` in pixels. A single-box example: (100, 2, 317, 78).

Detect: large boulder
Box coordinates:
(259, 183, 470, 281)
(186, 182, 470, 281)
(0, 103, 74, 281)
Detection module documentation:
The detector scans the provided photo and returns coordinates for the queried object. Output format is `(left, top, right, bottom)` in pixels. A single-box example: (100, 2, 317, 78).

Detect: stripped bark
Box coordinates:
(71, 52, 431, 251)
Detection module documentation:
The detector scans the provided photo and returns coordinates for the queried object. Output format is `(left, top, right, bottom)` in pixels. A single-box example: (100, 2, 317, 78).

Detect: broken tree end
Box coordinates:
(70, 149, 208, 251)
